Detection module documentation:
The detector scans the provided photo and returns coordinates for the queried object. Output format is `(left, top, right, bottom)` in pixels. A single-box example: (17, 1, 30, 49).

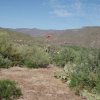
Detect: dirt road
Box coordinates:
(0, 66, 83, 100)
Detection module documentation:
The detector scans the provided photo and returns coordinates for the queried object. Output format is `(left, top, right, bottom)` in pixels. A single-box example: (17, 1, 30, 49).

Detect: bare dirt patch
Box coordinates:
(0, 66, 83, 100)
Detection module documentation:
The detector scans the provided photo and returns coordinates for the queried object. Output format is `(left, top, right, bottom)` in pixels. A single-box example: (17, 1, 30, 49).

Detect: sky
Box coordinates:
(0, 0, 100, 29)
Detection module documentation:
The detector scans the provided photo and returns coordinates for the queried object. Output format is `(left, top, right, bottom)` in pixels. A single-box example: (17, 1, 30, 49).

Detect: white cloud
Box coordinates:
(42, 0, 100, 19)
(49, 0, 71, 17)
(51, 9, 71, 17)
(48, 0, 83, 17)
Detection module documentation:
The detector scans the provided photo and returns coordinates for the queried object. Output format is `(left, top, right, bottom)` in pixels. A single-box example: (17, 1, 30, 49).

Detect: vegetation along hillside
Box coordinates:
(13, 26, 100, 48)
(0, 27, 100, 100)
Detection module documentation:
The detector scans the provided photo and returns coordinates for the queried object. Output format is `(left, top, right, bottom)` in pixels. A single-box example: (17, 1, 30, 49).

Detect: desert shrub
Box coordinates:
(0, 37, 23, 67)
(0, 33, 50, 68)
(46, 45, 61, 63)
(54, 46, 100, 99)
(20, 45, 50, 68)
(0, 55, 12, 68)
(0, 79, 22, 100)
(24, 49, 49, 68)
(69, 49, 100, 91)
(53, 46, 78, 67)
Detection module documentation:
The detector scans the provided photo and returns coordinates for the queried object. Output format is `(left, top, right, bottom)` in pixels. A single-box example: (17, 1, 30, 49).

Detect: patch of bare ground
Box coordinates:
(0, 65, 84, 100)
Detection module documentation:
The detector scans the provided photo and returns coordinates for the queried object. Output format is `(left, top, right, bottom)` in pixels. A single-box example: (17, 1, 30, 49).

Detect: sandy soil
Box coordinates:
(0, 66, 84, 100)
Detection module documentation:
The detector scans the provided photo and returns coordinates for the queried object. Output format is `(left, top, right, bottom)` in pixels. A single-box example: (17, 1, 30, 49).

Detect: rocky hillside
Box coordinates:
(13, 26, 100, 47)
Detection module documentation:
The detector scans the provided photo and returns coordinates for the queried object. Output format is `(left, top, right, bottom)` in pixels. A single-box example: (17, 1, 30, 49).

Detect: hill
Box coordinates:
(0, 27, 100, 47)
(0, 28, 46, 46)
(0, 27, 100, 100)
(13, 26, 100, 47)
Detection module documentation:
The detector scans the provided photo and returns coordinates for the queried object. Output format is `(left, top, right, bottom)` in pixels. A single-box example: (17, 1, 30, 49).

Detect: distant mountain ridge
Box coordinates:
(12, 26, 100, 35)
(3, 26, 100, 47)
(12, 28, 64, 36)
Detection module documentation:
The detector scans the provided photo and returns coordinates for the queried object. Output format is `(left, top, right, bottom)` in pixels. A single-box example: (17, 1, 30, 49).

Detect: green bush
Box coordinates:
(54, 46, 100, 99)
(0, 79, 22, 100)
(53, 46, 78, 67)
(19, 45, 50, 68)
(69, 49, 100, 91)
(0, 34, 23, 66)
(0, 33, 50, 68)
(0, 55, 12, 68)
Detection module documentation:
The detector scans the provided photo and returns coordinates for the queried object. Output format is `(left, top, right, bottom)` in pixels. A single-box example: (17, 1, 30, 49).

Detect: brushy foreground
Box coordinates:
(0, 31, 100, 99)
(53, 45, 100, 100)
(0, 33, 50, 68)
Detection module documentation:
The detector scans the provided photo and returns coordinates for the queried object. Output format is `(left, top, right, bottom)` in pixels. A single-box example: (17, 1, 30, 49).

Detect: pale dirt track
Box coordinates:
(0, 66, 84, 100)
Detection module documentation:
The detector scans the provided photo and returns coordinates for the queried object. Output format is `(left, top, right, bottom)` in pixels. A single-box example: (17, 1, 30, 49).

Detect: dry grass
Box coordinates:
(0, 66, 83, 100)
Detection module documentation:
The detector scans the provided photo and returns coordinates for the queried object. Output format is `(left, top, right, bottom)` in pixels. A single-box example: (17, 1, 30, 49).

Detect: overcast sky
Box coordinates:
(0, 0, 100, 29)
